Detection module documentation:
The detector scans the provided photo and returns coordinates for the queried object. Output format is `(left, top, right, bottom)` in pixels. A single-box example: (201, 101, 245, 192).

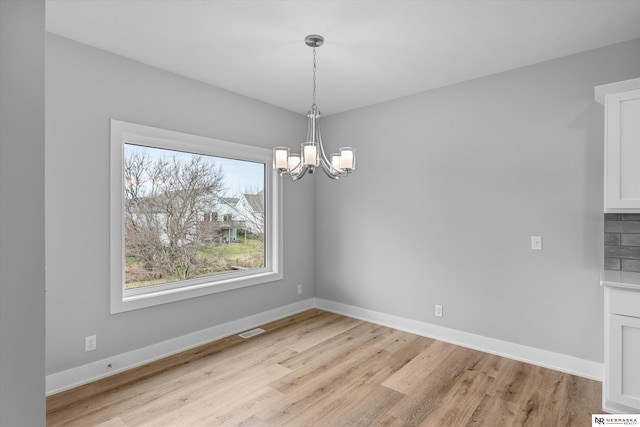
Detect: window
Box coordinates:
(110, 120, 282, 313)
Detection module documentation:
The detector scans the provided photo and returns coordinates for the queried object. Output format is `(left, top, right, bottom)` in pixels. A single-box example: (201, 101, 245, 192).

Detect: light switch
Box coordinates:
(85, 335, 96, 352)
(531, 236, 542, 250)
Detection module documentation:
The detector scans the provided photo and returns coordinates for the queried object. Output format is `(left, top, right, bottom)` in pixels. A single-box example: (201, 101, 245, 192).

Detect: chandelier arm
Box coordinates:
(290, 165, 309, 180)
(317, 130, 343, 178)
(307, 111, 316, 142)
(317, 131, 333, 170)
(317, 146, 341, 179)
(320, 164, 340, 180)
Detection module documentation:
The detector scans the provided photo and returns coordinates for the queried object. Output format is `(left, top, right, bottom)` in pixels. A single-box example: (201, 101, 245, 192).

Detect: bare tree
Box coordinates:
(124, 151, 225, 284)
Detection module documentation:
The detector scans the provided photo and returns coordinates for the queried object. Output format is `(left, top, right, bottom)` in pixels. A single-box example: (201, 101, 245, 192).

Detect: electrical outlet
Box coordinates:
(297, 285, 302, 295)
(85, 335, 96, 352)
(435, 305, 443, 318)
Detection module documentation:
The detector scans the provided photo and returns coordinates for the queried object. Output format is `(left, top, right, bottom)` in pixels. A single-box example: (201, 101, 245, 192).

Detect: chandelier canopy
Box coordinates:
(273, 35, 356, 180)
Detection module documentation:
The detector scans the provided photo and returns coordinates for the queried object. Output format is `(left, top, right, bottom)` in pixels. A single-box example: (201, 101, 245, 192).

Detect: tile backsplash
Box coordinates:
(604, 213, 640, 272)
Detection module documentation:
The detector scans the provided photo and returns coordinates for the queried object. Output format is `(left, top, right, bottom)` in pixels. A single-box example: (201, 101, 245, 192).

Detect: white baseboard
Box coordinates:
(45, 299, 315, 396)
(603, 398, 640, 414)
(314, 298, 604, 382)
(46, 297, 603, 396)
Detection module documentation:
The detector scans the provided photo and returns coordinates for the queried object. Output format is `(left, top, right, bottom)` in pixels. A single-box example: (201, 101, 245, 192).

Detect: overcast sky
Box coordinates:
(125, 143, 264, 197)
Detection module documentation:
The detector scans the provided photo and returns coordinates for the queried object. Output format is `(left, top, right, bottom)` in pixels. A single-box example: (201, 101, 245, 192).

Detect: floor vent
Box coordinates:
(238, 328, 266, 339)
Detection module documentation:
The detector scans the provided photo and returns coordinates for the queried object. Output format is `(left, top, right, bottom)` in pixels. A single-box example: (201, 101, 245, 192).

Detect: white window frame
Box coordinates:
(110, 120, 283, 313)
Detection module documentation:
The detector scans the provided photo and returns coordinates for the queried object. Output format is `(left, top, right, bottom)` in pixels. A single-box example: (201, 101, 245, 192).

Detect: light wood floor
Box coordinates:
(47, 309, 602, 426)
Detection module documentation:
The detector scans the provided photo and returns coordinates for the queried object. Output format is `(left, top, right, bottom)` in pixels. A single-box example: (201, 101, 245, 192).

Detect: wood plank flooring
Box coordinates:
(47, 309, 602, 426)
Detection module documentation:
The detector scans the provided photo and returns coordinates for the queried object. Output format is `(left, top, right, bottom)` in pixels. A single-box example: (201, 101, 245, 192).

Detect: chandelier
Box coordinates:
(273, 35, 356, 180)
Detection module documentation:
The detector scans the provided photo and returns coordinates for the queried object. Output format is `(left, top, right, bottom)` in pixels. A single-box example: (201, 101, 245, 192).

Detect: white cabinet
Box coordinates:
(595, 78, 640, 213)
(602, 276, 640, 413)
(608, 314, 640, 410)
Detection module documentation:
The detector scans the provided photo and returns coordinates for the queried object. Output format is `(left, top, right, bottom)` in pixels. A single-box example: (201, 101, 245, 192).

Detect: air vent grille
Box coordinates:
(238, 328, 266, 339)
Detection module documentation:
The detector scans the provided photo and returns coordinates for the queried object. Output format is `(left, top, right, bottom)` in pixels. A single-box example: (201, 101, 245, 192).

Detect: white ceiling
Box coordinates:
(46, 0, 640, 116)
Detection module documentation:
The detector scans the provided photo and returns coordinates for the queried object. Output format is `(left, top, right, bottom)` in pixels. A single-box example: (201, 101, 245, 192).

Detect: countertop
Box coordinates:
(601, 270, 640, 291)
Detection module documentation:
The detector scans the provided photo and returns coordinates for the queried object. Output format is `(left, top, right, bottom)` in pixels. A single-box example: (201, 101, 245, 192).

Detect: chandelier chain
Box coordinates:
(312, 46, 317, 109)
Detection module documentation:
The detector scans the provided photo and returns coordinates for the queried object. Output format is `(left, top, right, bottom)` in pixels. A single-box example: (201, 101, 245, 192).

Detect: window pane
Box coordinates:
(123, 143, 265, 289)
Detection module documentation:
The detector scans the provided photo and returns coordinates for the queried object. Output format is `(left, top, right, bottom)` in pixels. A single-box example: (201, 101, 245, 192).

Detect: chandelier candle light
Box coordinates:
(273, 35, 356, 180)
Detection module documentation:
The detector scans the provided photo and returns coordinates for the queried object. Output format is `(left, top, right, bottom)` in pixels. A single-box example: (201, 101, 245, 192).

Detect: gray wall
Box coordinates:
(316, 38, 640, 363)
(45, 34, 314, 375)
(0, 1, 46, 425)
(42, 22, 640, 390)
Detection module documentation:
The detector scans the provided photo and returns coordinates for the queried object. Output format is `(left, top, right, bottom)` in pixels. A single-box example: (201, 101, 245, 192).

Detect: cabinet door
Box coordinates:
(609, 313, 640, 410)
(605, 89, 640, 212)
